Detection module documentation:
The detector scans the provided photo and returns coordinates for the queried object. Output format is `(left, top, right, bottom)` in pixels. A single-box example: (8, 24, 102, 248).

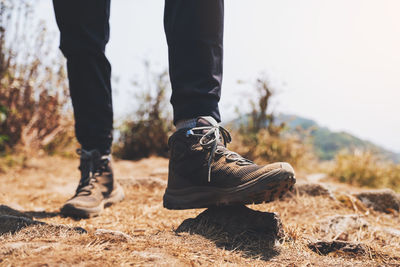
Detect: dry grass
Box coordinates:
(0, 156, 399, 266)
(0, 1, 73, 155)
(331, 150, 400, 192)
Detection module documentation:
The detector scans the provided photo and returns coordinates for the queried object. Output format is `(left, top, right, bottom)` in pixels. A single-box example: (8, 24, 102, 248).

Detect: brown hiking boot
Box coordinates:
(163, 116, 296, 210)
(61, 149, 124, 218)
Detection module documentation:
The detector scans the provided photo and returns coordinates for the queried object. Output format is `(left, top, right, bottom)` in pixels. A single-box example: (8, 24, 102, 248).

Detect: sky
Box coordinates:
(36, 0, 400, 152)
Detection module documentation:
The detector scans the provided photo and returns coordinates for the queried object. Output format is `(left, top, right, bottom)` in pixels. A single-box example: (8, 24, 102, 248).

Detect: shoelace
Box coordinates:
(76, 149, 109, 195)
(186, 125, 252, 182)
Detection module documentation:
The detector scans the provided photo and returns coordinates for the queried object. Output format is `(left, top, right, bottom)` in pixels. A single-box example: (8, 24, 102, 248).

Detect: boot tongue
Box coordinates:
(196, 116, 218, 127)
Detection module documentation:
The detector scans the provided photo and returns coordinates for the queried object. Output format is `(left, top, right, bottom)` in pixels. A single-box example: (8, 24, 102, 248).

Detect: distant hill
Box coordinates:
(228, 113, 400, 163)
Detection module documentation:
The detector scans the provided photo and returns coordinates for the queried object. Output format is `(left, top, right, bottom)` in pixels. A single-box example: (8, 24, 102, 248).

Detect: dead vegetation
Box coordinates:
(229, 78, 316, 171)
(331, 150, 400, 192)
(113, 64, 174, 160)
(0, 2, 399, 266)
(0, 1, 74, 157)
(0, 156, 399, 266)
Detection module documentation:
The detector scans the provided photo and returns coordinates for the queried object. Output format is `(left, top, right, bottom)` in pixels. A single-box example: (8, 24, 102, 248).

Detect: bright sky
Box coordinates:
(37, 0, 400, 152)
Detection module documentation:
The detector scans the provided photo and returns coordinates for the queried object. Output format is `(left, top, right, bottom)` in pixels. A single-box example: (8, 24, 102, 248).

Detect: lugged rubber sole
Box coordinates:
(163, 164, 296, 210)
(60, 184, 125, 218)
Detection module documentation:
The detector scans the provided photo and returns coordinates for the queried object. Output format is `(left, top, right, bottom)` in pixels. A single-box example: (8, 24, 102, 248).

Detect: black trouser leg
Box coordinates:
(164, 0, 224, 124)
(53, 0, 113, 154)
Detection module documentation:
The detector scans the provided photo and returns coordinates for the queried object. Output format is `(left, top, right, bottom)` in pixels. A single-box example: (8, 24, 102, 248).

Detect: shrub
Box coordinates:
(0, 0, 74, 155)
(230, 129, 315, 168)
(331, 150, 400, 192)
(229, 78, 316, 169)
(113, 65, 173, 159)
(114, 72, 315, 166)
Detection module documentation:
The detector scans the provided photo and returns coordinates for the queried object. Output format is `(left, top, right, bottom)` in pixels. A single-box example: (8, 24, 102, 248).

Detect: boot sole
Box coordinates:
(163, 163, 296, 210)
(60, 184, 125, 218)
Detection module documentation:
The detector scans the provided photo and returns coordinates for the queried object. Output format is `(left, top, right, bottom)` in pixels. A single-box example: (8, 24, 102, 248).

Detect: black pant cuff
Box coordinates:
(173, 100, 221, 125)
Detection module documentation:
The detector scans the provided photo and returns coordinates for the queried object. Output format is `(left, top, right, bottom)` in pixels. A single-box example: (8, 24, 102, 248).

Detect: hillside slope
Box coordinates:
(0, 156, 399, 266)
(229, 113, 400, 162)
(277, 114, 400, 162)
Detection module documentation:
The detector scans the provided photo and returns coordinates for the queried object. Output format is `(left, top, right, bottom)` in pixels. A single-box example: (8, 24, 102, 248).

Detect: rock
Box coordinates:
(284, 182, 333, 198)
(176, 205, 284, 257)
(319, 215, 368, 240)
(354, 189, 400, 213)
(308, 240, 367, 256)
(94, 229, 134, 242)
(0, 215, 44, 235)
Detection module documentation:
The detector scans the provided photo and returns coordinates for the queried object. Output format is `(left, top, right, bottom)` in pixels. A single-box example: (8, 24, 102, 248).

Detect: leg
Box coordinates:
(53, 0, 124, 218)
(163, 1, 296, 210)
(164, 0, 224, 124)
(53, 0, 113, 154)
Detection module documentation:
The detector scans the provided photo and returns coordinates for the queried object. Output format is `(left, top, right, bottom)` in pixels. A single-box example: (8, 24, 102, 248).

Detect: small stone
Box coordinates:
(354, 189, 400, 213)
(308, 240, 367, 256)
(94, 229, 134, 242)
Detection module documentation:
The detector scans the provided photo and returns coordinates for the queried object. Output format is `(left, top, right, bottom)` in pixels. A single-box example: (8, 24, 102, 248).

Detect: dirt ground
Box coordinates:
(0, 156, 399, 266)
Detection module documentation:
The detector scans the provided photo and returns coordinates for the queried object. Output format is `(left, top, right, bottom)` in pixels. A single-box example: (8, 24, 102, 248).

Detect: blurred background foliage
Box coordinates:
(0, 0, 74, 158)
(113, 63, 173, 160)
(330, 150, 400, 192)
(226, 78, 316, 170)
(0, 0, 399, 192)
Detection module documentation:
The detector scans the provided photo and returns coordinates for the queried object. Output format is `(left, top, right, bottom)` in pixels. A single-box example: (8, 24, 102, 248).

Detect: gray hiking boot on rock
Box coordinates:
(61, 149, 124, 218)
(163, 116, 296, 210)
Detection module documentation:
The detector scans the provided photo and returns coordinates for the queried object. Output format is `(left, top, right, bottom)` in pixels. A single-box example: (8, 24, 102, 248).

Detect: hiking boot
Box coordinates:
(60, 149, 124, 218)
(163, 116, 296, 210)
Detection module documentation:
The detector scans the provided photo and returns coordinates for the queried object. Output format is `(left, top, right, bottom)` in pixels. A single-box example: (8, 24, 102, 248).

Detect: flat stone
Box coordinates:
(309, 240, 367, 256)
(176, 205, 284, 257)
(354, 189, 400, 213)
